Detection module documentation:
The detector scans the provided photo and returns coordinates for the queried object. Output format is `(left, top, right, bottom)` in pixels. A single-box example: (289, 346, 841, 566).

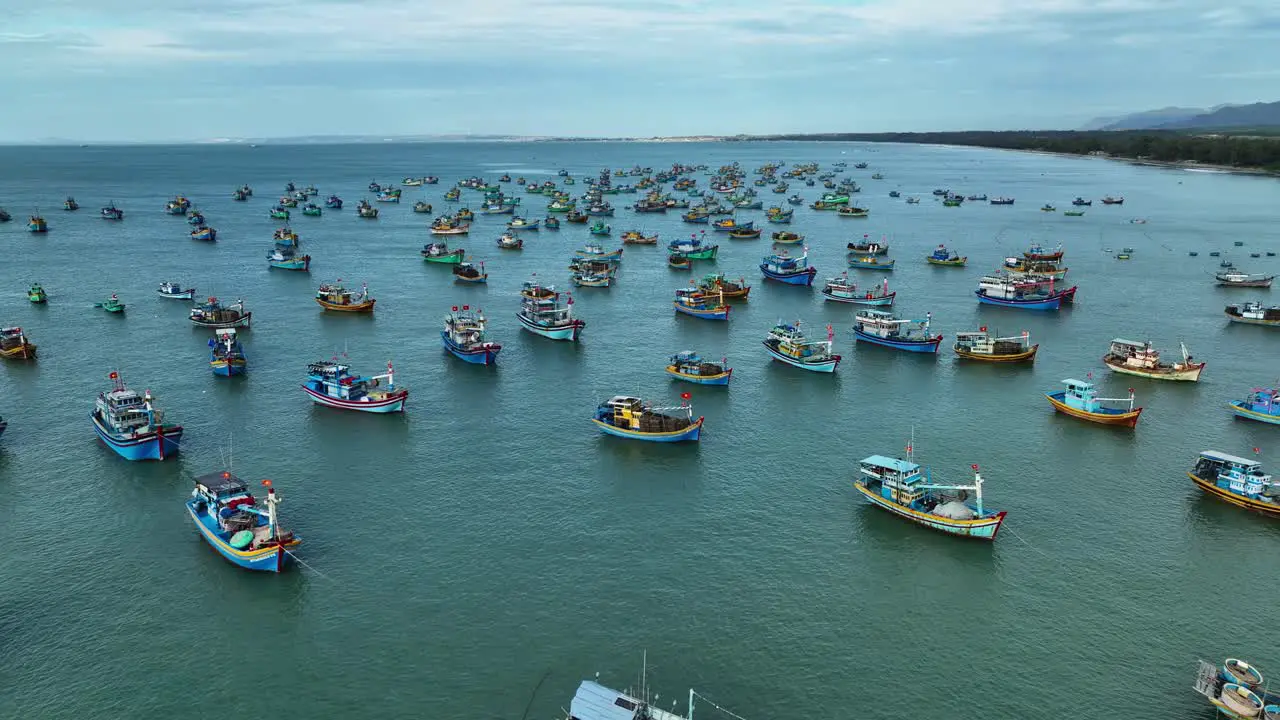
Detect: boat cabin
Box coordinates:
(858, 455, 928, 506)
(568, 680, 686, 720)
(1228, 302, 1280, 322)
(1105, 338, 1164, 369)
(193, 471, 251, 506)
(1193, 451, 1275, 498)
(96, 387, 155, 434)
(597, 396, 692, 432)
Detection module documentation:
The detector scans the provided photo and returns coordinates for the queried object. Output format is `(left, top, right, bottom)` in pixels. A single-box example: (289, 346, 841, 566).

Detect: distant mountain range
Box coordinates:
(1081, 102, 1280, 131)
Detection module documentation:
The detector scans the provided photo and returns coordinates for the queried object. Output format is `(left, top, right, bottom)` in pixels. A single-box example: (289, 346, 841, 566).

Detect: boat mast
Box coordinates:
(264, 480, 280, 541)
(973, 465, 984, 516)
(688, 688, 695, 719)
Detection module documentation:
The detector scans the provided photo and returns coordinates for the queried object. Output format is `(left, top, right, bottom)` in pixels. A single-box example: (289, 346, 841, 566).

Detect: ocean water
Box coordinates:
(1, 141, 1278, 719)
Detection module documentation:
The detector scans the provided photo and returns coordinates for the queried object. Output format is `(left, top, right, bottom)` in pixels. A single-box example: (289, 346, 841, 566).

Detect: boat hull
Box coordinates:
(158, 290, 196, 300)
(854, 329, 941, 353)
(316, 299, 375, 312)
(926, 257, 967, 267)
(1103, 358, 1204, 382)
(423, 251, 465, 264)
(955, 345, 1038, 363)
(674, 303, 729, 320)
(516, 314, 583, 341)
(760, 266, 816, 286)
(822, 290, 895, 306)
(210, 359, 246, 376)
(186, 502, 299, 572)
(269, 256, 310, 271)
(0, 342, 37, 360)
(591, 416, 703, 442)
(975, 291, 1062, 311)
(1228, 402, 1280, 425)
(1225, 312, 1280, 327)
(441, 333, 500, 365)
(301, 385, 407, 413)
(763, 342, 840, 372)
(1189, 472, 1280, 516)
(854, 483, 1006, 540)
(1045, 392, 1141, 427)
(665, 367, 732, 385)
(91, 414, 183, 460)
(191, 313, 251, 329)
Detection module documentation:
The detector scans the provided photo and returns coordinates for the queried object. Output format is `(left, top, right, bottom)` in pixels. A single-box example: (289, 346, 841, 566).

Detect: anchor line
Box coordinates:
(691, 691, 751, 720)
(285, 549, 331, 581)
(999, 522, 1053, 561)
(519, 669, 552, 720)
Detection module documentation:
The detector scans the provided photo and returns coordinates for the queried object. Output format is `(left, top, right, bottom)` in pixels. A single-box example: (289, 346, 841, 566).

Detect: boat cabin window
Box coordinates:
(613, 697, 637, 711)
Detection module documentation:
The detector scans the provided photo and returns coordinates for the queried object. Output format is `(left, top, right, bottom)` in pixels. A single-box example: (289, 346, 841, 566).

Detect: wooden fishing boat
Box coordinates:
(315, 281, 375, 312)
(301, 203, 322, 217)
(571, 270, 613, 288)
(28, 283, 46, 303)
(846, 238, 889, 255)
(975, 273, 1070, 311)
(356, 200, 378, 218)
(28, 215, 48, 233)
(589, 221, 611, 236)
(267, 246, 310, 271)
(191, 226, 217, 241)
(591, 395, 703, 442)
(324, 195, 343, 209)
(190, 297, 249, 327)
(411, 200, 433, 214)
(100, 202, 124, 220)
(667, 235, 717, 260)
(728, 227, 762, 239)
(760, 249, 816, 285)
(442, 306, 501, 364)
(925, 245, 967, 266)
(0, 327, 36, 360)
(1063, 210, 1085, 217)
(766, 208, 794, 223)
(953, 328, 1037, 363)
(1188, 452, 1280, 516)
(763, 320, 840, 372)
(63, 196, 78, 211)
(1229, 387, 1280, 425)
(94, 294, 126, 313)
(1023, 243, 1064, 262)
(302, 360, 407, 412)
(697, 272, 750, 300)
(444, 188, 462, 202)
(187, 472, 299, 572)
(575, 242, 623, 262)
(1045, 378, 1141, 427)
(92, 372, 182, 460)
(1102, 339, 1204, 381)
(566, 210, 589, 224)
(1225, 301, 1280, 327)
(821, 274, 894, 305)
(269, 206, 290, 220)
(544, 216, 560, 230)
(1003, 258, 1067, 279)
(853, 310, 941, 353)
(1101, 195, 1124, 205)
(0, 208, 12, 222)
(517, 285, 584, 341)
(208, 328, 246, 376)
(855, 450, 1006, 540)
(430, 217, 470, 235)
(621, 230, 658, 244)
(1215, 267, 1275, 287)
(673, 288, 730, 321)
(837, 206, 870, 218)
(452, 261, 487, 284)
(165, 196, 191, 214)
(507, 216, 540, 231)
(849, 255, 895, 271)
(157, 282, 196, 300)
(771, 231, 803, 244)
(666, 351, 732, 385)
(422, 242, 465, 264)
(668, 253, 692, 270)
(496, 233, 523, 250)
(278, 197, 298, 209)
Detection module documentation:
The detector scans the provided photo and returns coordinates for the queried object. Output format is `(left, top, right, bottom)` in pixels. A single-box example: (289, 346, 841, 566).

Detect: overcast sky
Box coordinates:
(2, 0, 1277, 142)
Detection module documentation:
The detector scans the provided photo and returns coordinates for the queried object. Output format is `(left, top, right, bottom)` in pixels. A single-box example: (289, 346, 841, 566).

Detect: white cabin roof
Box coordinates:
(1199, 450, 1261, 467)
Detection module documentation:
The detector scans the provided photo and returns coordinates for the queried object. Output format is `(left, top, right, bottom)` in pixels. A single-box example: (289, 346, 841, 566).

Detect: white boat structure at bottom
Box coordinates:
(567, 654, 744, 720)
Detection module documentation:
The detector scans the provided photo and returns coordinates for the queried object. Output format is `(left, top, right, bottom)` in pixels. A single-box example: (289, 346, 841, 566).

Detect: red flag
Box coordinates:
(451, 305, 458, 311)
(680, 392, 691, 400)
(980, 326, 987, 332)
(109, 371, 118, 379)
(1254, 447, 1261, 454)
(262, 479, 272, 487)
(971, 464, 979, 471)
(462, 304, 470, 310)
(906, 444, 913, 453)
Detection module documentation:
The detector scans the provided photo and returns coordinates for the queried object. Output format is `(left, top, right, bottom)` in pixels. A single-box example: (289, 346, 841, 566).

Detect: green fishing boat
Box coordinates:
(94, 294, 125, 313)
(28, 283, 47, 304)
(270, 207, 290, 220)
(589, 221, 611, 236)
(1064, 210, 1085, 217)
(302, 204, 323, 217)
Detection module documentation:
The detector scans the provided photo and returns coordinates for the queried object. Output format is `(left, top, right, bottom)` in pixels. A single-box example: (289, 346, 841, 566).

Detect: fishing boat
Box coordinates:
(668, 253, 692, 270)
(100, 202, 124, 220)
(787, 194, 804, 205)
(926, 245, 967, 266)
(0, 415, 6, 438)
(187, 472, 299, 572)
(665, 351, 732, 385)
(566, 210, 589, 224)
(188, 210, 207, 226)
(232, 188, 249, 202)
(165, 196, 191, 214)
(269, 206, 290, 220)
(1229, 387, 1280, 425)
(60, 196, 76, 211)
(837, 206, 870, 218)
(589, 221, 611, 236)
(208, 329, 246, 376)
(403, 177, 424, 187)
(697, 272, 750, 300)
(771, 231, 803, 244)
(848, 255, 895, 271)
(544, 216, 560, 230)
(1215, 267, 1275, 287)
(0, 208, 10, 222)
(452, 261, 487, 284)
(507, 216, 540, 231)
(728, 227, 762, 239)
(1045, 378, 1141, 427)
(516, 286, 584, 341)
(302, 360, 407, 412)
(1003, 257, 1068, 279)
(91, 372, 183, 460)
(157, 282, 196, 300)
(621, 230, 657, 244)
(324, 195, 343, 209)
(279, 197, 298, 209)
(576, 242, 624, 262)
(1101, 195, 1125, 205)
(315, 281, 375, 312)
(763, 320, 840, 372)
(767, 208, 794, 223)
(591, 395, 703, 442)
(1192, 659, 1280, 720)
(667, 236, 717, 260)
(821, 274, 894, 306)
(301, 203, 322, 217)
(1188, 452, 1280, 515)
(442, 306, 501, 365)
(28, 214, 47, 233)
(1225, 301, 1280, 327)
(847, 238, 889, 255)
(454, 207, 475, 223)
(1071, 197, 1092, 206)
(267, 245, 311, 271)
(975, 274, 1073, 311)
(853, 310, 941, 353)
(1040, 204, 1056, 212)
(356, 200, 378, 218)
(429, 216, 470, 235)
(1064, 210, 1085, 217)
(496, 233, 523, 250)
(1102, 339, 1205, 382)
(0, 327, 37, 360)
(421, 242, 465, 264)
(28, 283, 46, 303)
(571, 269, 613, 288)
(1023, 243, 1064, 262)
(760, 249, 817, 285)
(190, 297, 250, 328)
(191, 225, 217, 241)
(855, 450, 1006, 540)
(673, 288, 730, 321)
(94, 294, 126, 313)
(376, 189, 401, 203)
(953, 328, 1037, 362)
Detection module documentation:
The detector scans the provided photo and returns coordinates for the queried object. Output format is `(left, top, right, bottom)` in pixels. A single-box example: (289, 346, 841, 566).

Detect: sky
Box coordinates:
(2, 0, 1278, 142)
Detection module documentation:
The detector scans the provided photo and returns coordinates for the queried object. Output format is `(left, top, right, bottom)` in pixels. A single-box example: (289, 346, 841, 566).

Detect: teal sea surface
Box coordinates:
(1, 141, 1278, 719)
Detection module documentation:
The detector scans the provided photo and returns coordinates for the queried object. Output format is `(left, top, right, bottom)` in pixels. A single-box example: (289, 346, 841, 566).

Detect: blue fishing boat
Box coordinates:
(575, 242, 623, 262)
(191, 225, 217, 241)
(665, 351, 732, 385)
(1189, 451, 1280, 516)
(187, 472, 300, 572)
(208, 329, 246, 376)
(165, 196, 191, 214)
(975, 273, 1066, 311)
(848, 255, 895, 271)
(442, 306, 501, 365)
(100, 203, 124, 220)
(853, 310, 942, 353)
(91, 372, 183, 461)
(591, 395, 703, 442)
(452, 260, 487, 284)
(673, 287, 730, 320)
(187, 210, 206, 226)
(232, 187, 249, 202)
(302, 360, 406, 412)
(822, 274, 894, 305)
(1229, 387, 1280, 425)
(507, 216, 540, 231)
(763, 320, 840, 372)
(157, 282, 196, 300)
(1045, 378, 1142, 427)
(854, 448, 1006, 540)
(760, 249, 817, 286)
(27, 214, 47, 233)
(517, 282, 584, 341)
(267, 245, 310, 271)
(543, 216, 560, 230)
(324, 195, 343, 209)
